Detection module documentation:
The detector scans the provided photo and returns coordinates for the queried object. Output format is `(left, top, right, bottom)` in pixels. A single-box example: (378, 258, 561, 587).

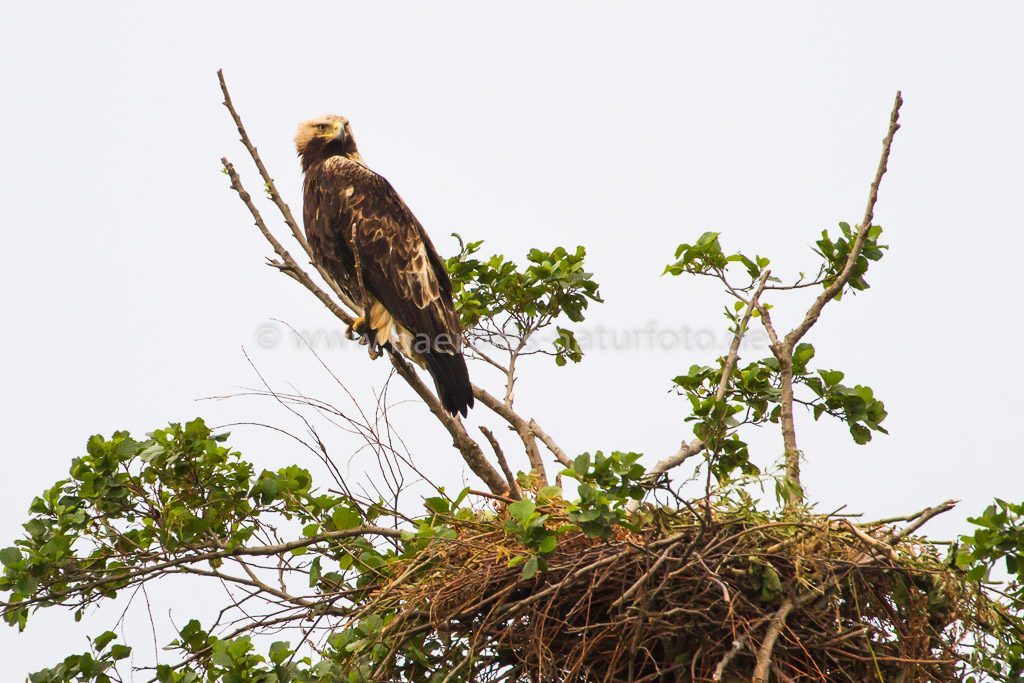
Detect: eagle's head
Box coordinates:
(295, 115, 361, 169)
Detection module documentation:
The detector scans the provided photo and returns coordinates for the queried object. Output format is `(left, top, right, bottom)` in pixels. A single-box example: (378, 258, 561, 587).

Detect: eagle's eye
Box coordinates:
(315, 124, 328, 132)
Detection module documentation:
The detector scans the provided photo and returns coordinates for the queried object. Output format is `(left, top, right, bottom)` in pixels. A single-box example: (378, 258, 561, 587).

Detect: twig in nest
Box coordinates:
(752, 598, 794, 683)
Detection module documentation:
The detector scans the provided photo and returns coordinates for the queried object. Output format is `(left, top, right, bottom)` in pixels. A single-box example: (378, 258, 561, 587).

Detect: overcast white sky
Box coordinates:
(3, 1, 1023, 677)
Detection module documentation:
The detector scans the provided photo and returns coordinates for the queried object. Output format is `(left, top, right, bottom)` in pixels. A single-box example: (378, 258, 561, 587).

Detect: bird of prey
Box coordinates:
(294, 115, 474, 417)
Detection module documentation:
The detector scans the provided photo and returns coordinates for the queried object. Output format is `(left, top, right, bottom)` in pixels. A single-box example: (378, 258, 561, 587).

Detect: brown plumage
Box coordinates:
(295, 115, 473, 417)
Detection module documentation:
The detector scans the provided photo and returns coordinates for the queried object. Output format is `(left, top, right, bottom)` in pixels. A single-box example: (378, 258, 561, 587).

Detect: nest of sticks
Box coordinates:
(357, 497, 989, 682)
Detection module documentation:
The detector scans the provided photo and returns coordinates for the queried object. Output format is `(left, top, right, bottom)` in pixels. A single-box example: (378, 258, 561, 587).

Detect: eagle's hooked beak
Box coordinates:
(333, 121, 347, 145)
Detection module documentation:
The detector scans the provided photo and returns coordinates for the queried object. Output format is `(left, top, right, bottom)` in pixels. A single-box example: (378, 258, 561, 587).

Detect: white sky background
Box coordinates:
(2, 1, 1023, 677)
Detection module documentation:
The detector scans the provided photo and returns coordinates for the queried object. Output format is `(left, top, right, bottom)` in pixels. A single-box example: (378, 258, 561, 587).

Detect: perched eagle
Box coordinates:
(295, 115, 474, 417)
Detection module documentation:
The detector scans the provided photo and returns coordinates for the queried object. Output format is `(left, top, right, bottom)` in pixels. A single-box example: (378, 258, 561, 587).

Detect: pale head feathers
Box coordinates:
(294, 114, 350, 154)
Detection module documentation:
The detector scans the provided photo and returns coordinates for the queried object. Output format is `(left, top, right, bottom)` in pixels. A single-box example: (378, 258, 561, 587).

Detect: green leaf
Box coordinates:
(424, 497, 450, 515)
(332, 506, 360, 530)
(508, 500, 536, 523)
(538, 534, 558, 554)
(0, 547, 22, 566)
(521, 555, 540, 580)
(850, 424, 871, 445)
(93, 631, 117, 652)
(110, 644, 132, 660)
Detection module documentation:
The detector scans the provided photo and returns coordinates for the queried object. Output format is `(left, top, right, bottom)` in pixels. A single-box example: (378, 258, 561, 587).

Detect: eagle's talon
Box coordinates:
(347, 316, 371, 341)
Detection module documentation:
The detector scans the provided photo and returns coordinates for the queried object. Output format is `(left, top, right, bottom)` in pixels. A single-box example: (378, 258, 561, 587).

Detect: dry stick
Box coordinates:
(387, 352, 511, 495)
(841, 519, 899, 562)
(776, 91, 903, 505)
(723, 498, 956, 682)
(712, 635, 747, 682)
(610, 539, 685, 610)
(479, 426, 522, 500)
(751, 598, 794, 683)
(771, 660, 799, 683)
(474, 384, 548, 485)
(217, 69, 357, 311)
(881, 499, 958, 545)
(467, 488, 521, 505)
(222, 159, 354, 325)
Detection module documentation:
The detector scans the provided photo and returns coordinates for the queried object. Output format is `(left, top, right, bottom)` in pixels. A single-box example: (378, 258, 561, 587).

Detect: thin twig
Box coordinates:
(387, 351, 510, 495)
(480, 426, 522, 500)
(221, 159, 354, 325)
(712, 635, 747, 682)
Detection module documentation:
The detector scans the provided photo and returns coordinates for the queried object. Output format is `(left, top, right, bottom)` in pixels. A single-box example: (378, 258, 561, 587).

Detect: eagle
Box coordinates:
(294, 115, 474, 417)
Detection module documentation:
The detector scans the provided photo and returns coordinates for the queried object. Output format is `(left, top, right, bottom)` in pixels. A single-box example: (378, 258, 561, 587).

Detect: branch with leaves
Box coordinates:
(661, 92, 902, 508)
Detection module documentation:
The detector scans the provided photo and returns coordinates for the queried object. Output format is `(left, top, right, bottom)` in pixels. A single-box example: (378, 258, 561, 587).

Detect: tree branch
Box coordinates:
(776, 91, 903, 507)
(387, 352, 510, 495)
(221, 159, 355, 325)
(783, 91, 903, 355)
(3, 525, 403, 611)
(217, 69, 357, 311)
(641, 270, 770, 490)
(474, 384, 548, 485)
(529, 418, 573, 469)
(752, 599, 794, 683)
(716, 269, 771, 404)
(480, 426, 522, 500)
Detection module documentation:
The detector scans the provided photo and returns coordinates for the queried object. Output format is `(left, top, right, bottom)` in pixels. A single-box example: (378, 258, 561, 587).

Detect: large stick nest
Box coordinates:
(351, 499, 989, 682)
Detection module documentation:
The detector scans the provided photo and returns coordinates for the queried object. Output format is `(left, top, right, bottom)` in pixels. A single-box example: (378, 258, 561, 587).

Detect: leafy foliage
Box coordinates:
(446, 235, 602, 366)
(665, 226, 889, 483)
(814, 221, 887, 297)
(561, 451, 646, 539)
(955, 500, 1024, 679)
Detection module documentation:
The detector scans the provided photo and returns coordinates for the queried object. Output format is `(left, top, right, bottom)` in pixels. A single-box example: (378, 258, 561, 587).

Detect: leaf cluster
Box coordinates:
(446, 235, 602, 366)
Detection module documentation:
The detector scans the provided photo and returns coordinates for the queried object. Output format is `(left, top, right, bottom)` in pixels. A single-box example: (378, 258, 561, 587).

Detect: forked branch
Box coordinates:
(774, 91, 903, 507)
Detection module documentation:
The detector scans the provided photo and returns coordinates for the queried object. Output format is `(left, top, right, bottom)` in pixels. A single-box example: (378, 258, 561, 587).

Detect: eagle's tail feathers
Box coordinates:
(422, 350, 474, 418)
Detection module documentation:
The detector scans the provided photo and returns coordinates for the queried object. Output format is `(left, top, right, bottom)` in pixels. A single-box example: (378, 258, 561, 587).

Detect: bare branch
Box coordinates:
(646, 439, 706, 480)
(474, 384, 548, 485)
(783, 91, 903, 355)
(217, 69, 357, 310)
(776, 91, 903, 507)
(387, 352, 511, 496)
(529, 418, 573, 469)
(221, 159, 356, 324)
(712, 635, 747, 682)
(480, 426, 522, 500)
(752, 599, 794, 683)
(883, 499, 959, 544)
